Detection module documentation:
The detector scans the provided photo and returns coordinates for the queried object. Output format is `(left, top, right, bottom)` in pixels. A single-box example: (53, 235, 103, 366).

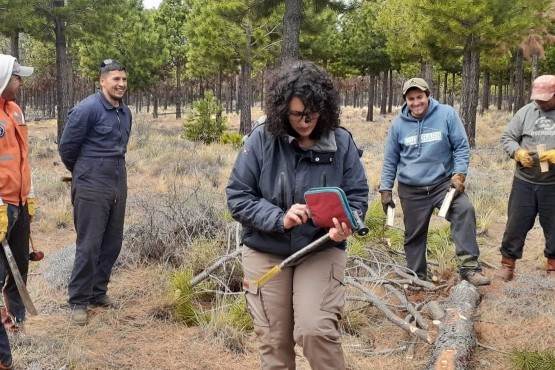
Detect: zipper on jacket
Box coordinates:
(320, 172, 327, 187)
(116, 109, 123, 151)
(278, 172, 286, 211)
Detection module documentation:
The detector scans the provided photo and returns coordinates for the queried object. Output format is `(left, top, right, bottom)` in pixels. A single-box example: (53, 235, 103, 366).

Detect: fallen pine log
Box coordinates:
(427, 280, 481, 370)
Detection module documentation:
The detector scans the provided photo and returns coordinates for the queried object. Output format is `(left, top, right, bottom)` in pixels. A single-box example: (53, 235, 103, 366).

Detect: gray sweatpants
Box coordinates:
(398, 179, 481, 279)
(242, 245, 346, 370)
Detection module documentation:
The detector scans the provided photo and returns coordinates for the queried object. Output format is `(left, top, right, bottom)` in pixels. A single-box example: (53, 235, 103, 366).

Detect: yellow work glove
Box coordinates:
(0, 204, 7, 241)
(514, 148, 534, 168)
(450, 173, 466, 196)
(539, 149, 555, 164)
(27, 198, 35, 222)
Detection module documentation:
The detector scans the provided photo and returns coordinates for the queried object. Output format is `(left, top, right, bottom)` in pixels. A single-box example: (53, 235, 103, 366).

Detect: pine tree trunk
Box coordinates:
(443, 72, 448, 105)
(380, 71, 387, 115)
(175, 59, 182, 119)
(215, 69, 223, 120)
(513, 48, 525, 114)
(280, 0, 301, 64)
(421, 61, 434, 92)
(497, 72, 503, 110)
(366, 75, 375, 122)
(460, 35, 480, 148)
(53, 6, 73, 143)
(531, 51, 539, 85)
(480, 71, 490, 114)
(387, 69, 393, 113)
(238, 25, 253, 135)
(448, 73, 455, 107)
(10, 31, 19, 59)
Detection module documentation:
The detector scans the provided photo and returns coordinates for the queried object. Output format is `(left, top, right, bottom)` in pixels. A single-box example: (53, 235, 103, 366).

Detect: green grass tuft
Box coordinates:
(511, 349, 555, 370)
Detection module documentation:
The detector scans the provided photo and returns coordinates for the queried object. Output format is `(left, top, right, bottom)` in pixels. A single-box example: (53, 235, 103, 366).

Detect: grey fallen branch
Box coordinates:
(355, 345, 409, 356)
(393, 266, 438, 290)
(346, 278, 433, 344)
(189, 248, 242, 287)
(384, 284, 429, 330)
(354, 259, 430, 330)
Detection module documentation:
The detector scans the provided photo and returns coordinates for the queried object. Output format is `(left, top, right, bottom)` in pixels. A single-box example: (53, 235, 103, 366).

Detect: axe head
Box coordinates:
(29, 251, 44, 261)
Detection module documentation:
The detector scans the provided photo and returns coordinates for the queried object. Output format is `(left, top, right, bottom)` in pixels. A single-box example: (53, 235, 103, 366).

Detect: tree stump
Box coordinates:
(427, 280, 481, 370)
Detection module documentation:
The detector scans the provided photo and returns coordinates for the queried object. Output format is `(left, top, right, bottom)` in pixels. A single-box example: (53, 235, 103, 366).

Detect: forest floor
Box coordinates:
(10, 106, 555, 369)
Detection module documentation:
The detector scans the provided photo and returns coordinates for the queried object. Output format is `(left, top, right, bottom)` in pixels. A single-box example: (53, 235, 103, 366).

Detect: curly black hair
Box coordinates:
(264, 61, 340, 140)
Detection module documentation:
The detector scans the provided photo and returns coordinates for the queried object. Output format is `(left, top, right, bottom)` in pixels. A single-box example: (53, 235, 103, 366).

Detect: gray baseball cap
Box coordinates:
(12, 60, 33, 77)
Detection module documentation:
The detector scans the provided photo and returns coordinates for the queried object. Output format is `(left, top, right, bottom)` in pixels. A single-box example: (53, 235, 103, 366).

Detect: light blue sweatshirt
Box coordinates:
(379, 98, 470, 190)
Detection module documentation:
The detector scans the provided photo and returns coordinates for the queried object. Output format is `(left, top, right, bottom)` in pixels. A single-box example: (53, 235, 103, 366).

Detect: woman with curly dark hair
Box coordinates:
(226, 61, 369, 369)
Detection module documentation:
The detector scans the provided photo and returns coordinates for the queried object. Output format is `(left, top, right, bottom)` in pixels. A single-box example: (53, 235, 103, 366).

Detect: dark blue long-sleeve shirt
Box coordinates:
(59, 92, 132, 172)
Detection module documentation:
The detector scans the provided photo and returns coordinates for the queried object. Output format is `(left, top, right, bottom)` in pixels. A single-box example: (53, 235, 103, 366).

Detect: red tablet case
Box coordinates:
(304, 187, 355, 229)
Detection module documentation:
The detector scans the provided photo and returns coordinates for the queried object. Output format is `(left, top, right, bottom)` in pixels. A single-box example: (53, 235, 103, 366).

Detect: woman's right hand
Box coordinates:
(283, 204, 310, 230)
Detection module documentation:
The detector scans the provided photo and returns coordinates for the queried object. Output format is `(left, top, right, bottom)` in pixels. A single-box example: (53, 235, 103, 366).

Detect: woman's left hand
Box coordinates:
(329, 217, 351, 242)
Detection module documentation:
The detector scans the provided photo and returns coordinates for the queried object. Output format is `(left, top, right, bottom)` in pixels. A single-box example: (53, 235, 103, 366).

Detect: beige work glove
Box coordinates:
(27, 198, 36, 222)
(514, 148, 535, 168)
(0, 204, 7, 241)
(539, 149, 555, 164)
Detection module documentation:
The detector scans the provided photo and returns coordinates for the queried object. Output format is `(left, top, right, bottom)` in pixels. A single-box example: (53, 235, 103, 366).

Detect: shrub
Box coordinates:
(183, 92, 227, 144)
(197, 295, 253, 354)
(170, 268, 211, 325)
(121, 188, 231, 267)
(511, 350, 555, 370)
(219, 131, 243, 148)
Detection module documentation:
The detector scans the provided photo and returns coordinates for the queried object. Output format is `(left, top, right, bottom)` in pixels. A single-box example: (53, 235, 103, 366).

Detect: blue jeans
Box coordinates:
(500, 177, 555, 259)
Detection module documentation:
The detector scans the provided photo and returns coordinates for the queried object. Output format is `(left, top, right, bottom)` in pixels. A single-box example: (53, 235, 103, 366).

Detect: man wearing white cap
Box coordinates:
(379, 77, 490, 286)
(499, 74, 555, 281)
(0, 53, 35, 369)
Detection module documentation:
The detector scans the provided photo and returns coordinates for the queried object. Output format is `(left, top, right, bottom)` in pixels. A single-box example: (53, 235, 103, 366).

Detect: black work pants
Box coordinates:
(0, 203, 29, 366)
(398, 179, 481, 279)
(1, 203, 30, 321)
(68, 157, 127, 309)
(500, 176, 555, 259)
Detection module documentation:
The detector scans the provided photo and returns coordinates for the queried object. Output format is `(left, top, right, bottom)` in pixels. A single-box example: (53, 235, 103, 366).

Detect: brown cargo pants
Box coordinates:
(242, 245, 347, 370)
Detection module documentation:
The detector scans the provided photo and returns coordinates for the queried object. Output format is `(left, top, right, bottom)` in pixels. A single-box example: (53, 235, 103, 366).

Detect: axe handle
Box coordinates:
(438, 188, 457, 218)
(1, 240, 38, 315)
(254, 234, 331, 287)
(386, 206, 395, 227)
(29, 232, 37, 253)
(537, 144, 549, 173)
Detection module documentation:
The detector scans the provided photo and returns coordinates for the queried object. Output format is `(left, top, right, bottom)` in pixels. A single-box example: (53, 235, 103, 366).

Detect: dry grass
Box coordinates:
(17, 105, 555, 369)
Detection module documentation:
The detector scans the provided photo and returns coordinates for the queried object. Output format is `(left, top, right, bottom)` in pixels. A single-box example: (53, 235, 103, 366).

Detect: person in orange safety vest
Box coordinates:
(0, 53, 35, 370)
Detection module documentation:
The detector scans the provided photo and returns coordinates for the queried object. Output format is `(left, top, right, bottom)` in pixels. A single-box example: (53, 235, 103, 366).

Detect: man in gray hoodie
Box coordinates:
(379, 78, 490, 286)
(499, 74, 555, 281)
